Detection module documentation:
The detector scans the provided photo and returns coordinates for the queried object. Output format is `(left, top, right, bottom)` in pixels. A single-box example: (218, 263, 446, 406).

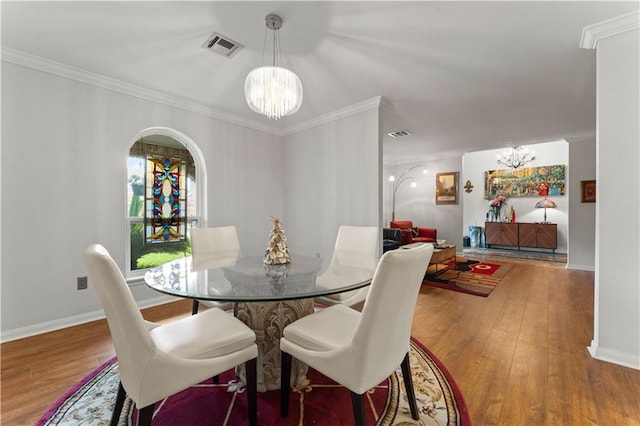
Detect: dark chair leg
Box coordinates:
(245, 358, 258, 426)
(280, 351, 292, 418)
(110, 381, 126, 426)
(401, 352, 420, 420)
(191, 300, 200, 315)
(212, 375, 220, 384)
(137, 404, 154, 426)
(350, 391, 366, 426)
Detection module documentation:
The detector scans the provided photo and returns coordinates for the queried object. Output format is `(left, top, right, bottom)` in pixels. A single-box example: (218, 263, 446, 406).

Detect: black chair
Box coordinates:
(383, 228, 402, 252)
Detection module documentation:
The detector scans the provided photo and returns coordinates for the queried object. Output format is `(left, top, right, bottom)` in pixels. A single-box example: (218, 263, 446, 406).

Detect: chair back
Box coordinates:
(84, 244, 156, 399)
(389, 220, 414, 230)
(328, 225, 379, 271)
(191, 226, 241, 270)
(353, 243, 434, 387)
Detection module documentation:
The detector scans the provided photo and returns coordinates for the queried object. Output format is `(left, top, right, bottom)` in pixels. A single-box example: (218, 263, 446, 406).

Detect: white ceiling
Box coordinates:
(2, 1, 638, 165)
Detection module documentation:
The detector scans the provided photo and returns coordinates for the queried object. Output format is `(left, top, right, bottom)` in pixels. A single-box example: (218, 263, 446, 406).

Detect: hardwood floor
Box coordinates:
(2, 259, 640, 425)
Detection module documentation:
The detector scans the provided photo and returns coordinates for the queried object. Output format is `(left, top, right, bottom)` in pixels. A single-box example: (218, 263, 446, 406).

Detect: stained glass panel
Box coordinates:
(145, 155, 187, 243)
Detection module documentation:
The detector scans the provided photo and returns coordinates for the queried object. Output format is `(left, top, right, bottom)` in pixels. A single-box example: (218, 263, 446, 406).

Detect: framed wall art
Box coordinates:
(581, 180, 596, 203)
(436, 172, 458, 205)
(484, 164, 566, 199)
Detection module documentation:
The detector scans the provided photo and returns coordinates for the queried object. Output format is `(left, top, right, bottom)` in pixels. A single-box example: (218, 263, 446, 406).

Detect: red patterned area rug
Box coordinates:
(37, 339, 470, 425)
(424, 258, 511, 297)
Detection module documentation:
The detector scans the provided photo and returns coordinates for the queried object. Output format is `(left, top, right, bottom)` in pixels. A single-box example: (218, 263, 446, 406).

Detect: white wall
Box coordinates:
(462, 140, 569, 253)
(282, 105, 381, 266)
(385, 157, 463, 248)
(586, 17, 639, 369)
(1, 62, 283, 336)
(567, 137, 596, 270)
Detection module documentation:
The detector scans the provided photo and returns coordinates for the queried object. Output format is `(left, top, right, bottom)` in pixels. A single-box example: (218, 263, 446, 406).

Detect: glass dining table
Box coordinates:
(144, 254, 373, 391)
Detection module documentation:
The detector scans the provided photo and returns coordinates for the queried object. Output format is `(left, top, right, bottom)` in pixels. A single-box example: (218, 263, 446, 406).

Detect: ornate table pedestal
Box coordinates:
(222, 257, 321, 392)
(235, 299, 313, 392)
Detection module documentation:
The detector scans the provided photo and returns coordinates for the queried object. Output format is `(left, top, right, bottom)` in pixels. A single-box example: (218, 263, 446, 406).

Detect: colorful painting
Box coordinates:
(145, 155, 187, 243)
(484, 164, 565, 199)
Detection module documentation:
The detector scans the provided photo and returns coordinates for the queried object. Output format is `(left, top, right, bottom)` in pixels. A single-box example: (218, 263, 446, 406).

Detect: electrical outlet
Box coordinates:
(77, 276, 88, 290)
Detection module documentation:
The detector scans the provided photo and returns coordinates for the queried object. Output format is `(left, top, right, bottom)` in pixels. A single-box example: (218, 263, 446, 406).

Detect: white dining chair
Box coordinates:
(314, 225, 379, 307)
(190, 225, 241, 314)
(279, 243, 434, 425)
(85, 244, 258, 426)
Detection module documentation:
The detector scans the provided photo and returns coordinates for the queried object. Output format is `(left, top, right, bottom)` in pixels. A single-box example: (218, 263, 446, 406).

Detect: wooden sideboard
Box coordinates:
(485, 222, 557, 251)
(484, 222, 518, 247)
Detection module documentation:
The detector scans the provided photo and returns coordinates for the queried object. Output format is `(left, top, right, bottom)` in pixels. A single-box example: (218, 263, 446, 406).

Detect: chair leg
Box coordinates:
(212, 375, 220, 384)
(110, 381, 126, 426)
(137, 404, 154, 426)
(245, 358, 258, 426)
(350, 391, 366, 426)
(280, 351, 292, 418)
(401, 352, 420, 420)
(191, 300, 200, 315)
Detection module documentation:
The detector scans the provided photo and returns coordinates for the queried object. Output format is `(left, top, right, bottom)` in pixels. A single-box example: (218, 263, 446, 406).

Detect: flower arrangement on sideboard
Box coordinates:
(488, 195, 509, 222)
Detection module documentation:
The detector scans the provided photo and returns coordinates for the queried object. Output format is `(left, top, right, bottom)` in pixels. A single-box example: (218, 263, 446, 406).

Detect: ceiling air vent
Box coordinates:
(388, 130, 412, 138)
(202, 32, 243, 59)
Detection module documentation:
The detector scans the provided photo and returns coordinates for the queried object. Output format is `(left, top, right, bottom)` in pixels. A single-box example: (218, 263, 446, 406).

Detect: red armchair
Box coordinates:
(389, 221, 437, 245)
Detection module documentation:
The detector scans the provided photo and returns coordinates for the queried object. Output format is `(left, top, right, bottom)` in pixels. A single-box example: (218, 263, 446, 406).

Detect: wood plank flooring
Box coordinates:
(2, 259, 640, 425)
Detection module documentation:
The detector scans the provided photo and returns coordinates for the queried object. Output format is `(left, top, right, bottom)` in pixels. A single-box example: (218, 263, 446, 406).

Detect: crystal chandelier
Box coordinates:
(496, 146, 536, 169)
(244, 14, 303, 120)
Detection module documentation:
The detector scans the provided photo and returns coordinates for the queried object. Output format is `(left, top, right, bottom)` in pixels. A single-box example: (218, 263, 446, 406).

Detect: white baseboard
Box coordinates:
(587, 341, 640, 370)
(0, 295, 175, 343)
(566, 263, 595, 271)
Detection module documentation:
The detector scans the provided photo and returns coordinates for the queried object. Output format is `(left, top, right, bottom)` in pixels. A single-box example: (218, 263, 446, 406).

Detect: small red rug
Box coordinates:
(424, 258, 511, 297)
(37, 339, 470, 425)
(467, 262, 502, 275)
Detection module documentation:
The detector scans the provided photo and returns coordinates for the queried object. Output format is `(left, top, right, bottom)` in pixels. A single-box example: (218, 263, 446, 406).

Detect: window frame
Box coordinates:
(125, 127, 207, 283)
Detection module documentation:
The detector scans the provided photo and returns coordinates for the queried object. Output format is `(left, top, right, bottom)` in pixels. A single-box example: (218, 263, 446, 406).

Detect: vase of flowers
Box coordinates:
(489, 195, 507, 222)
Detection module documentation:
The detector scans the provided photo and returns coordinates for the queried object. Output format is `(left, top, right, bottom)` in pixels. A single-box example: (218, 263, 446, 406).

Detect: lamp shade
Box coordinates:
(535, 198, 557, 209)
(244, 66, 303, 120)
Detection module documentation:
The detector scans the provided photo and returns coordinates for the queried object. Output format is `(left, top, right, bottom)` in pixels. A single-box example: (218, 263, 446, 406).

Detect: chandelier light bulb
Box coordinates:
(410, 181, 417, 188)
(388, 175, 396, 182)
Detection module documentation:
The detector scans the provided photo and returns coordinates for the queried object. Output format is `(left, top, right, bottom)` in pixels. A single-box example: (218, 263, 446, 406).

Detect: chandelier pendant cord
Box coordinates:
(260, 27, 268, 66)
(273, 27, 278, 67)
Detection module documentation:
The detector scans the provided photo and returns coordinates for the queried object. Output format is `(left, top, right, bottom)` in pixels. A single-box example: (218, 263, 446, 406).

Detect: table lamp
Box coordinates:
(535, 198, 556, 223)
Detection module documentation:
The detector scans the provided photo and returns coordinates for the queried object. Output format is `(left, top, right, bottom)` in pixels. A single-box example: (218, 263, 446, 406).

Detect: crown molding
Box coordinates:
(281, 96, 384, 136)
(580, 10, 640, 50)
(2, 47, 385, 137)
(1, 47, 282, 136)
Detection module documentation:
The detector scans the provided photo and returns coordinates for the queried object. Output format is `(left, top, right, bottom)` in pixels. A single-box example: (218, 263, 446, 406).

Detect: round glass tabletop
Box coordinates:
(144, 255, 372, 302)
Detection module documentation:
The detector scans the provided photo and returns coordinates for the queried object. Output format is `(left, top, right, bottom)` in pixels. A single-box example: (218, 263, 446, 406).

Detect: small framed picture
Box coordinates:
(581, 180, 596, 203)
(436, 172, 459, 205)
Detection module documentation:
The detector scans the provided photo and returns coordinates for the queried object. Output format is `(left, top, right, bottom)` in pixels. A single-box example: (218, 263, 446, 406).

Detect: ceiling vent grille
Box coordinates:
(388, 130, 412, 138)
(202, 32, 243, 59)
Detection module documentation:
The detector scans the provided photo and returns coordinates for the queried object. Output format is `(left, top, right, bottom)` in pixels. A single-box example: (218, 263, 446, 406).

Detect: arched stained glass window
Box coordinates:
(127, 135, 199, 272)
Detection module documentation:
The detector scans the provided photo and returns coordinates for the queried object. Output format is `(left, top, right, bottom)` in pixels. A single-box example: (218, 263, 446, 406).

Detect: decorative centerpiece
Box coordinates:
(264, 217, 291, 265)
(488, 195, 507, 222)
